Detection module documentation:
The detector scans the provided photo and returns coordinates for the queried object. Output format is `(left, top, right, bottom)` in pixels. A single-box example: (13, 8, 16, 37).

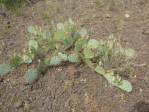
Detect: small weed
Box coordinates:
(0, 0, 26, 13)
(95, 0, 107, 7)
(0, 19, 136, 92)
(95, 0, 123, 11)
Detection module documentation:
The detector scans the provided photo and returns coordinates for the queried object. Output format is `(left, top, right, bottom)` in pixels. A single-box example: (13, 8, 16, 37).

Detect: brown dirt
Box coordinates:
(0, 0, 149, 112)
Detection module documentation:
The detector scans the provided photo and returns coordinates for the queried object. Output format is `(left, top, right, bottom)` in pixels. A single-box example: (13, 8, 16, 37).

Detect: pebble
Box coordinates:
(105, 14, 112, 18)
(125, 14, 130, 18)
(57, 68, 62, 72)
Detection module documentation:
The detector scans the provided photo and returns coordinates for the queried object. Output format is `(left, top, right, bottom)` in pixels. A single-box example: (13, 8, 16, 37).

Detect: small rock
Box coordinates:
(105, 14, 112, 18)
(24, 101, 29, 109)
(125, 14, 130, 18)
(139, 88, 143, 93)
(80, 78, 87, 83)
(57, 68, 62, 72)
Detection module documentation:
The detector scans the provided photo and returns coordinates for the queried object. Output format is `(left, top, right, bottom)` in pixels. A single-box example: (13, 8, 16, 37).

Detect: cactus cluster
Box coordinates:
(0, 19, 136, 92)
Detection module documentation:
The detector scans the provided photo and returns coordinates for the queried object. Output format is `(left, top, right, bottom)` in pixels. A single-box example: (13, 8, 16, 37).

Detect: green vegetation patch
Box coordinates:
(0, 19, 136, 92)
(0, 0, 26, 12)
